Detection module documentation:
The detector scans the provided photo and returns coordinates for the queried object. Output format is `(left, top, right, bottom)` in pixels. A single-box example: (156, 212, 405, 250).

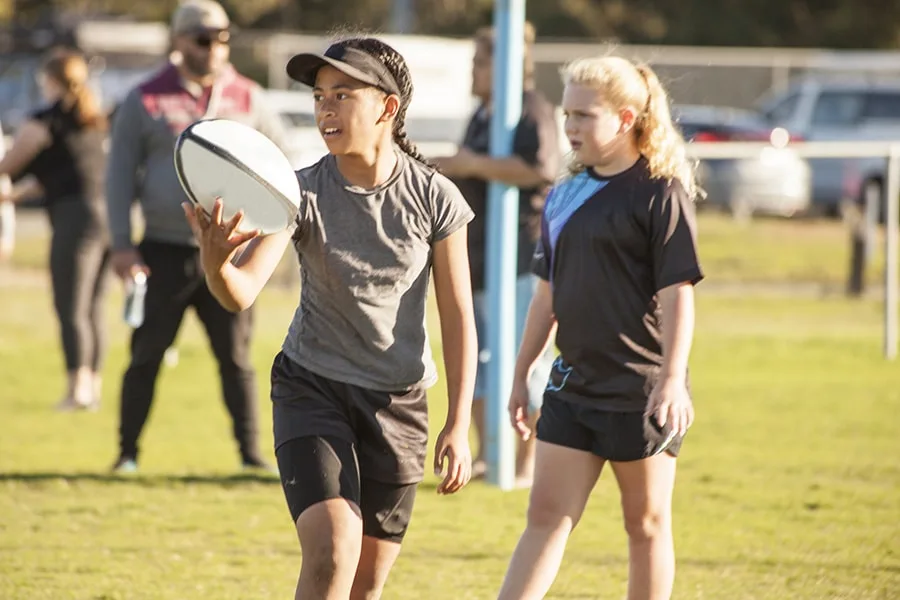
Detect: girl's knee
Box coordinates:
(526, 490, 580, 531)
(622, 507, 670, 542)
(297, 499, 362, 555)
(303, 546, 345, 586)
(350, 573, 387, 600)
(297, 515, 363, 589)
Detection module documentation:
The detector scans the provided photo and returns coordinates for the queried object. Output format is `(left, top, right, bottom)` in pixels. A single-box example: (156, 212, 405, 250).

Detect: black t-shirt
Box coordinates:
(23, 101, 107, 206)
(533, 158, 704, 412)
(451, 89, 561, 291)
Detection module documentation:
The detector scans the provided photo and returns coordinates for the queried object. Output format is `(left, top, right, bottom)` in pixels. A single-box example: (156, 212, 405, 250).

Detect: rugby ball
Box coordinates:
(174, 119, 301, 234)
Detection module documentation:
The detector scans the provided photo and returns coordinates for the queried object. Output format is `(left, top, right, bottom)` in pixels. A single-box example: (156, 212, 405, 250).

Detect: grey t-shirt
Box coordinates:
(282, 151, 475, 392)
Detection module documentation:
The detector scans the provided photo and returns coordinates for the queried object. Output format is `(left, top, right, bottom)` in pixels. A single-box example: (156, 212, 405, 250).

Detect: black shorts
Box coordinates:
(276, 436, 417, 543)
(536, 392, 684, 462)
(270, 352, 429, 541)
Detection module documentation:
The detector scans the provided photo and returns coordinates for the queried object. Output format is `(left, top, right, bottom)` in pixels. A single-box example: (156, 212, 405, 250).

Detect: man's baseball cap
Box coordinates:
(286, 43, 401, 96)
(171, 0, 230, 35)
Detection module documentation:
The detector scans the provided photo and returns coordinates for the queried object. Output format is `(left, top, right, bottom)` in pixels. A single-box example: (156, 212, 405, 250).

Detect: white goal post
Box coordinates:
(686, 139, 900, 360)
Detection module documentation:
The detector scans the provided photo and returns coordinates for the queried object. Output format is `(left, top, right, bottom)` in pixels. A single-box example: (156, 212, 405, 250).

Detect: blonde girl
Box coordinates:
(498, 55, 703, 600)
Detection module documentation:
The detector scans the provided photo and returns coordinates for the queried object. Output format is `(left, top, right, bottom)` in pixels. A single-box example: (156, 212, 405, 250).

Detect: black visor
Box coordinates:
(286, 44, 401, 96)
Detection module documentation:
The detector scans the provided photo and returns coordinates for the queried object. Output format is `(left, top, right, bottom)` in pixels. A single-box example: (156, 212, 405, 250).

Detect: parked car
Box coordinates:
(674, 104, 811, 219)
(756, 77, 900, 218)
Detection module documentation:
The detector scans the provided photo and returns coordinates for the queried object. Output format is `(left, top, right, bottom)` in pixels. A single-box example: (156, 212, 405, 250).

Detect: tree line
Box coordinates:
(4, 0, 900, 50)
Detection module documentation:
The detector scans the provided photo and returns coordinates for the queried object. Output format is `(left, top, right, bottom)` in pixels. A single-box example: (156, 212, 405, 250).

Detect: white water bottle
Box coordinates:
(123, 271, 148, 328)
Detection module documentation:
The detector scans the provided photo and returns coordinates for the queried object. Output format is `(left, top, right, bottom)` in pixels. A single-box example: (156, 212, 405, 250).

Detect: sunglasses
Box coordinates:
(192, 30, 230, 49)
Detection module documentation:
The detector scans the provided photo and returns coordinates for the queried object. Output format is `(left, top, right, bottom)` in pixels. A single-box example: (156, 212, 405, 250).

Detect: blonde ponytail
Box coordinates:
(633, 64, 697, 199)
(562, 56, 700, 199)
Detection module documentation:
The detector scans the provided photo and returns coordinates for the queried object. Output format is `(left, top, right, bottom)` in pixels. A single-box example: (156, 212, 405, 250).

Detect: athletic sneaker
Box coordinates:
(111, 456, 138, 474)
(55, 396, 97, 412)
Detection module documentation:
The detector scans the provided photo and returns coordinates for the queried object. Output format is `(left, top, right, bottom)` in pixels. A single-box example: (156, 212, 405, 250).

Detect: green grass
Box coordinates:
(1, 260, 899, 598)
(695, 212, 886, 287)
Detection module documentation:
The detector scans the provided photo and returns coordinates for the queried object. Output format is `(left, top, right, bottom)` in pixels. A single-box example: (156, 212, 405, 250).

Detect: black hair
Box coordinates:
(333, 37, 430, 166)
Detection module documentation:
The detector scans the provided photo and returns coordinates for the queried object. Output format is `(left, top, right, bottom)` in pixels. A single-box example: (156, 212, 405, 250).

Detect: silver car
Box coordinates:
(757, 78, 900, 219)
(675, 104, 811, 219)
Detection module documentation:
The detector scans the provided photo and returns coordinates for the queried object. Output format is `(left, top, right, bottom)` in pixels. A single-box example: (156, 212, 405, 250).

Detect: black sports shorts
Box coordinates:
(536, 391, 684, 461)
(270, 352, 428, 542)
(275, 436, 417, 543)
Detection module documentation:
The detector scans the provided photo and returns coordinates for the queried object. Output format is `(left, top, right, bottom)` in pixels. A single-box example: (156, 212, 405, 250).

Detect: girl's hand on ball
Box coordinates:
(182, 198, 260, 274)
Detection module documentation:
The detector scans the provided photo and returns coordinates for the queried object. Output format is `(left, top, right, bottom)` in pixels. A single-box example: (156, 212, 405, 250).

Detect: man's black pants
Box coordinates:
(118, 240, 261, 464)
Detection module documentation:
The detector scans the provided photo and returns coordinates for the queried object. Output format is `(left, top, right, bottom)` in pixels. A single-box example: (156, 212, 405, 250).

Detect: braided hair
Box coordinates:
(335, 37, 430, 166)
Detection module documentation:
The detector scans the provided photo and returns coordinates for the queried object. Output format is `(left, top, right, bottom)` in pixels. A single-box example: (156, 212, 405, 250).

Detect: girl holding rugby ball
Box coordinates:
(184, 37, 476, 599)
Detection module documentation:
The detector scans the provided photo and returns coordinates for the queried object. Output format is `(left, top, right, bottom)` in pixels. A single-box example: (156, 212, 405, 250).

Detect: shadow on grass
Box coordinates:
(577, 554, 900, 575)
(409, 548, 900, 576)
(0, 471, 280, 487)
(1, 474, 487, 493)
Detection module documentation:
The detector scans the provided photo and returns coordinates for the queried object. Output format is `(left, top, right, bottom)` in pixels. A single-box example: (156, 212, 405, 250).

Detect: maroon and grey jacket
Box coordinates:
(105, 63, 287, 250)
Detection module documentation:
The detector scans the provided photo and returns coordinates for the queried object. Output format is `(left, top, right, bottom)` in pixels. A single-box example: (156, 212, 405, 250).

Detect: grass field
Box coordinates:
(1, 214, 899, 599)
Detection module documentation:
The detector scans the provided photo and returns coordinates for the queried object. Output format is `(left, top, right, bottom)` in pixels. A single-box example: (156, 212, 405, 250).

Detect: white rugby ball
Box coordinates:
(174, 119, 301, 234)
